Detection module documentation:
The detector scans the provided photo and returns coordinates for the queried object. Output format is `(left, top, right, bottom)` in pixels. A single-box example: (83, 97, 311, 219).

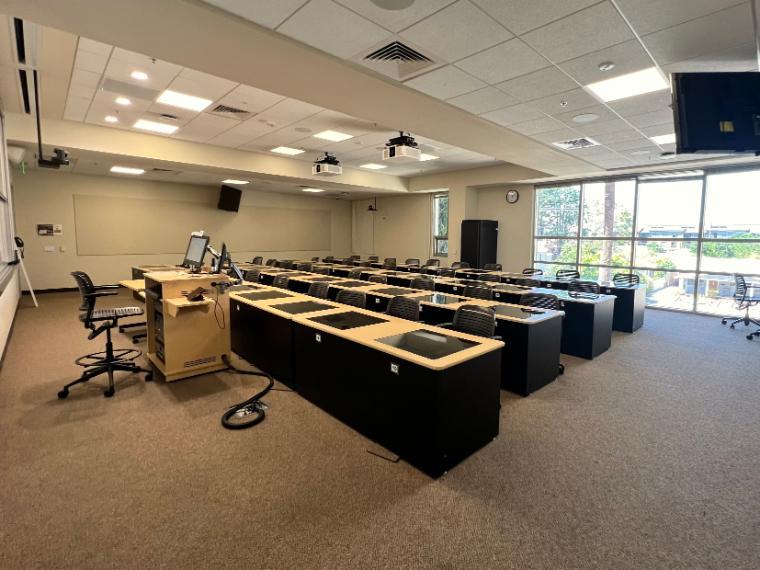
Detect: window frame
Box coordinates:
(432, 192, 449, 258)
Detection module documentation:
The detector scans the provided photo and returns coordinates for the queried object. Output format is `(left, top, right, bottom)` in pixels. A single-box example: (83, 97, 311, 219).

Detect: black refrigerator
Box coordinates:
(461, 220, 498, 268)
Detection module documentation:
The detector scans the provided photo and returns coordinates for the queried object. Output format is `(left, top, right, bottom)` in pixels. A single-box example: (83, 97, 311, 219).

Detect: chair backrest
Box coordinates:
(342, 257, 353, 265)
(405, 258, 420, 267)
(265, 258, 276, 266)
(439, 268, 456, 277)
(311, 256, 320, 262)
(478, 274, 501, 283)
(368, 255, 379, 261)
(522, 267, 543, 276)
(568, 279, 600, 295)
(556, 269, 580, 280)
(452, 305, 497, 338)
(484, 263, 502, 271)
(451, 261, 470, 269)
(382, 258, 396, 269)
(251, 256, 263, 264)
(325, 255, 335, 261)
(368, 274, 387, 284)
(336, 289, 365, 308)
(307, 281, 330, 299)
(425, 258, 440, 267)
(386, 296, 420, 321)
(296, 263, 312, 271)
(312, 266, 330, 275)
(273, 275, 290, 289)
(612, 273, 640, 287)
(71, 271, 97, 324)
(522, 278, 540, 288)
(244, 269, 261, 282)
(734, 274, 749, 304)
(348, 268, 363, 279)
(350, 255, 361, 260)
(520, 292, 559, 311)
(464, 285, 493, 300)
(411, 276, 435, 290)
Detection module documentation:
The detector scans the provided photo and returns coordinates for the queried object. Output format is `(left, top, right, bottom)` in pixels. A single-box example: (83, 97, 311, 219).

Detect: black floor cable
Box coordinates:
(221, 355, 275, 430)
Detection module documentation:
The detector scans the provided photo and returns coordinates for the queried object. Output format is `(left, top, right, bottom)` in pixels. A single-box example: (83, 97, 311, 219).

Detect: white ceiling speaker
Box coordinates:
(370, 0, 415, 10)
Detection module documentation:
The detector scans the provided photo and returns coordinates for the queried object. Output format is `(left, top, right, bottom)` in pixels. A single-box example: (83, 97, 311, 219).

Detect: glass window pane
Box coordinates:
(634, 240, 698, 271)
(699, 241, 760, 274)
(579, 265, 601, 281)
(704, 170, 760, 238)
(535, 262, 577, 278)
(534, 238, 577, 264)
(581, 180, 635, 237)
(433, 195, 448, 238)
(636, 179, 703, 237)
(535, 185, 580, 236)
(580, 239, 632, 267)
(695, 274, 755, 316)
(636, 270, 696, 311)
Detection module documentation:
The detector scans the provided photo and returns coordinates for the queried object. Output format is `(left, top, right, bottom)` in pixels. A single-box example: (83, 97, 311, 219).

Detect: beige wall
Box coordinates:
(475, 185, 535, 272)
(13, 170, 352, 290)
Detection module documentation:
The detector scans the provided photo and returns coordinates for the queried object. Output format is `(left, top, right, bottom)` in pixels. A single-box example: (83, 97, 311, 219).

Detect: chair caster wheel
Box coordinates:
(104, 388, 115, 398)
(57, 389, 69, 399)
(558, 364, 565, 375)
(145, 372, 153, 381)
(730, 325, 735, 329)
(721, 319, 727, 324)
(747, 335, 754, 340)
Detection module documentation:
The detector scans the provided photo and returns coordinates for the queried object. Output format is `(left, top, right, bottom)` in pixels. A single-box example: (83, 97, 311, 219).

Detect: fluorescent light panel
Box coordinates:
(302, 188, 324, 193)
(312, 130, 354, 142)
(651, 133, 676, 145)
(133, 119, 179, 134)
(104, 115, 119, 123)
(110, 166, 145, 175)
(130, 70, 148, 81)
(157, 89, 213, 112)
(222, 179, 249, 185)
(271, 146, 305, 155)
(360, 163, 387, 170)
(586, 67, 668, 102)
(115, 96, 131, 106)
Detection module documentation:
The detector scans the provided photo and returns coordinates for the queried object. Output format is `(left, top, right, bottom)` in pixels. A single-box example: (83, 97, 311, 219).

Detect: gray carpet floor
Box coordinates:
(0, 291, 758, 569)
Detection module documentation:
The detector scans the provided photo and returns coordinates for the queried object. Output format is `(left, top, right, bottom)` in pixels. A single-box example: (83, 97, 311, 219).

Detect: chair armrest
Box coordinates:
(438, 322, 454, 329)
(492, 335, 503, 342)
(83, 291, 119, 298)
(95, 284, 120, 290)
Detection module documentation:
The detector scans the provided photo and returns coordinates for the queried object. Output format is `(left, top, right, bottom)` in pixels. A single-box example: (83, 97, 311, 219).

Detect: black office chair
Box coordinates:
(350, 255, 361, 260)
(265, 258, 276, 266)
(464, 285, 493, 300)
(336, 289, 365, 308)
(411, 276, 435, 290)
(405, 258, 420, 267)
(244, 269, 261, 282)
(368, 255, 379, 262)
(522, 267, 543, 276)
(311, 256, 320, 262)
(312, 266, 330, 275)
(556, 269, 580, 280)
(478, 274, 501, 283)
(613, 273, 640, 287)
(484, 263, 502, 271)
(451, 261, 470, 269)
(424, 258, 440, 267)
(522, 278, 540, 288)
(273, 275, 290, 289)
(440, 305, 501, 340)
(324, 255, 335, 261)
(386, 296, 420, 321)
(251, 256, 263, 265)
(296, 263, 312, 271)
(568, 280, 600, 295)
(520, 293, 565, 375)
(59, 272, 152, 399)
(382, 257, 397, 269)
(722, 274, 760, 336)
(307, 281, 330, 299)
(368, 275, 387, 284)
(342, 257, 353, 265)
(348, 268, 363, 279)
(439, 268, 456, 277)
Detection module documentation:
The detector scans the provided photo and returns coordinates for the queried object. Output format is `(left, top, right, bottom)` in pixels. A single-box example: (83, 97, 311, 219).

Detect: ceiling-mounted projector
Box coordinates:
(312, 152, 342, 176)
(383, 131, 421, 163)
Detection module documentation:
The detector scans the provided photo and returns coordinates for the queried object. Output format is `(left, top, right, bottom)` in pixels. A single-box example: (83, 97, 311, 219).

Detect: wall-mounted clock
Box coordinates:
(506, 189, 520, 204)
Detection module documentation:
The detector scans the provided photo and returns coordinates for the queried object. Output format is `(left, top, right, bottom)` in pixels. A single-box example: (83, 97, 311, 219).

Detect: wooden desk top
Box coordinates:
(119, 279, 145, 292)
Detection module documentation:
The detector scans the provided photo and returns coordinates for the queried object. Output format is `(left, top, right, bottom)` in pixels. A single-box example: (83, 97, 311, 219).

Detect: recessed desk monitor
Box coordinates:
(183, 235, 210, 270)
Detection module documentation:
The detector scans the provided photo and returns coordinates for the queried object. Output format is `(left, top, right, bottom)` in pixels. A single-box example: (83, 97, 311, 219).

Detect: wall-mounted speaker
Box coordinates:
(218, 185, 242, 212)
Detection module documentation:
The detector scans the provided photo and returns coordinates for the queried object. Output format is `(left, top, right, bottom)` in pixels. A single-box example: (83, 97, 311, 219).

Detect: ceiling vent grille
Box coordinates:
(150, 167, 178, 173)
(552, 137, 600, 151)
(365, 41, 431, 63)
(357, 38, 436, 81)
(210, 104, 252, 120)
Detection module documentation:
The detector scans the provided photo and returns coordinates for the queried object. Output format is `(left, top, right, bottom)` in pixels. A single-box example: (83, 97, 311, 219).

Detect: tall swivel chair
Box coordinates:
(368, 274, 388, 284)
(451, 261, 470, 269)
(568, 280, 600, 295)
(386, 296, 420, 321)
(411, 276, 435, 290)
(244, 269, 261, 283)
(721, 274, 760, 336)
(307, 281, 330, 299)
(382, 257, 397, 269)
(520, 292, 565, 374)
(296, 263, 312, 271)
(336, 289, 366, 308)
(348, 268, 364, 279)
(368, 255, 379, 262)
(478, 273, 501, 283)
(312, 266, 330, 275)
(424, 258, 440, 267)
(613, 273, 640, 287)
(464, 285, 493, 300)
(59, 272, 152, 399)
(265, 258, 276, 266)
(556, 269, 580, 280)
(405, 258, 420, 267)
(484, 263, 502, 271)
(251, 256, 263, 265)
(273, 275, 290, 289)
(439, 305, 501, 340)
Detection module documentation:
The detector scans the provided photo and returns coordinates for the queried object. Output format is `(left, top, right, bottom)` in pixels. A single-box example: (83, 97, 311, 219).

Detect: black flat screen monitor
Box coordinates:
(183, 235, 209, 269)
(218, 185, 242, 212)
(673, 72, 760, 153)
(214, 242, 227, 274)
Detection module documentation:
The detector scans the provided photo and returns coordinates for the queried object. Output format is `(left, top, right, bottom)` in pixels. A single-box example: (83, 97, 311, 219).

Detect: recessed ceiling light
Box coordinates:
(115, 96, 131, 106)
(313, 130, 354, 142)
(419, 153, 439, 161)
(133, 119, 179, 134)
(360, 163, 387, 170)
(104, 115, 119, 123)
(598, 61, 615, 72)
(157, 89, 213, 112)
(572, 113, 599, 124)
(222, 179, 249, 185)
(130, 70, 149, 81)
(302, 188, 324, 193)
(586, 67, 668, 102)
(110, 166, 145, 175)
(271, 146, 305, 155)
(651, 133, 676, 145)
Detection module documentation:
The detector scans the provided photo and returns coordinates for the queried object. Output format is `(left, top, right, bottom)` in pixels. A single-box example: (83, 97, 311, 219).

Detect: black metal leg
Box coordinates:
(118, 321, 146, 332)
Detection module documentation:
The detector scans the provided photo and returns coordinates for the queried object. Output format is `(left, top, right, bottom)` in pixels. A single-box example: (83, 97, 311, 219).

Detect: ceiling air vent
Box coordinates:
(210, 104, 252, 121)
(365, 41, 431, 63)
(552, 137, 600, 151)
(150, 167, 177, 173)
(358, 38, 436, 81)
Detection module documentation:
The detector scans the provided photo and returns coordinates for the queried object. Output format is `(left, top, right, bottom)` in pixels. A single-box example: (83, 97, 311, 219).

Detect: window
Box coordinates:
(432, 193, 448, 257)
(0, 112, 15, 264)
(533, 169, 760, 315)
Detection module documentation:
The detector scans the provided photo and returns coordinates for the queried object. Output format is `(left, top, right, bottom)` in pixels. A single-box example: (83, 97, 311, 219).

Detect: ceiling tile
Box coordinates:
(592, 129, 650, 145)
(608, 90, 672, 118)
(604, 137, 657, 152)
(74, 50, 108, 74)
(571, 118, 631, 136)
(456, 38, 548, 84)
(169, 68, 238, 102)
(641, 3, 754, 65)
(552, 103, 618, 126)
(615, 0, 745, 36)
(472, 0, 600, 35)
(522, 2, 635, 63)
(207, 116, 282, 147)
(558, 40, 653, 86)
(530, 127, 582, 144)
(77, 37, 112, 57)
(70, 68, 101, 90)
(174, 113, 240, 142)
(333, 0, 458, 33)
(528, 87, 599, 115)
(639, 123, 675, 138)
(480, 103, 545, 126)
(201, 0, 309, 29)
(446, 86, 519, 114)
(496, 66, 577, 101)
(509, 116, 566, 136)
(63, 96, 90, 122)
(404, 65, 486, 99)
(217, 84, 285, 114)
(400, 0, 512, 62)
(277, 0, 391, 59)
(253, 98, 324, 129)
(104, 55, 181, 93)
(662, 43, 758, 74)
(626, 109, 674, 128)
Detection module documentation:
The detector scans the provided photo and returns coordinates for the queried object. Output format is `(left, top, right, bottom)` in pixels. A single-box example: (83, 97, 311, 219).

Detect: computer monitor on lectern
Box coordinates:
(183, 234, 209, 269)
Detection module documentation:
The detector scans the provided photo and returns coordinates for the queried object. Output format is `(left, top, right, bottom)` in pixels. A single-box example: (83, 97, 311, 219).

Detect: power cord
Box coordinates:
(221, 355, 275, 430)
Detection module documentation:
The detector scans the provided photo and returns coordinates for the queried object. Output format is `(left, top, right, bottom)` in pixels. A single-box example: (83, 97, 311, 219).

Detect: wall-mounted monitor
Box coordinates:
(218, 185, 242, 212)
